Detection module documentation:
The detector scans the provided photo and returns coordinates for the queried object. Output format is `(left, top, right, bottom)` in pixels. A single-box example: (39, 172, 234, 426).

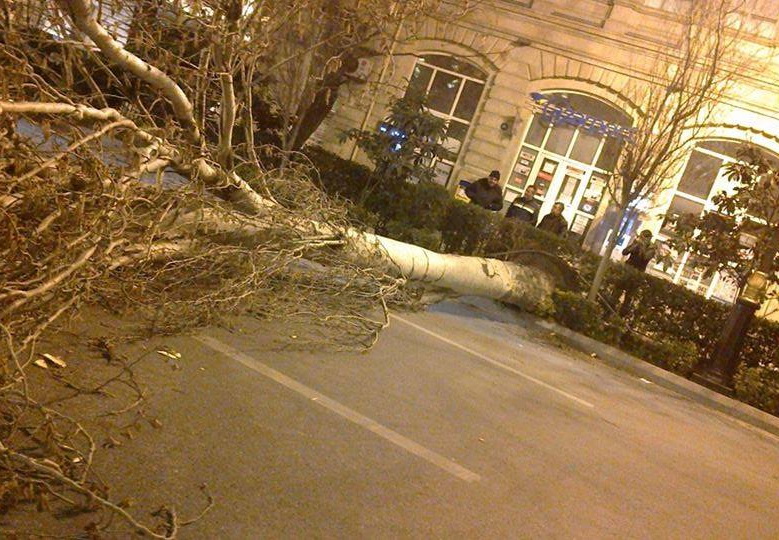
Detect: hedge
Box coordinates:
(303, 147, 779, 410)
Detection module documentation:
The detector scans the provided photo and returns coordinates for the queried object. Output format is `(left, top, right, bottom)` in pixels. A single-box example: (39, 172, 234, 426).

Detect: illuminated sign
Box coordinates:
(529, 92, 636, 143)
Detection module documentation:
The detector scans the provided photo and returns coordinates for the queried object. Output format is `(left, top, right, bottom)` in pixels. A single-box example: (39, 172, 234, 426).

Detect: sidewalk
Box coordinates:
(436, 296, 779, 439)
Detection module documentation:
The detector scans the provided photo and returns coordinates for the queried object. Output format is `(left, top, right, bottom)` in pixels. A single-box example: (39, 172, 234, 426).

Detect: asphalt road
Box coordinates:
(43, 300, 779, 538)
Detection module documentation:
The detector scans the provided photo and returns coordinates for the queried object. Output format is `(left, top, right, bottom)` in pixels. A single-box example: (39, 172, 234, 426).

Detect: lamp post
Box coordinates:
(694, 247, 775, 392)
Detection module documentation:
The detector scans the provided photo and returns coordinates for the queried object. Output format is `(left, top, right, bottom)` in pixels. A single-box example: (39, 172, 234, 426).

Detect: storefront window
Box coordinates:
(406, 54, 487, 186)
(652, 140, 779, 302)
(508, 91, 633, 242)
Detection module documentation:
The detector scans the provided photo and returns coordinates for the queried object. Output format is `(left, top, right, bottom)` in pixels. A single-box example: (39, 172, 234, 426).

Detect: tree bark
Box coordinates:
(348, 231, 555, 310)
(587, 205, 630, 303)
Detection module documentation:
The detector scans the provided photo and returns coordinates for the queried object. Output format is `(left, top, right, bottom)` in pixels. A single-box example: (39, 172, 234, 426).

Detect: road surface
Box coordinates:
(20, 299, 779, 538)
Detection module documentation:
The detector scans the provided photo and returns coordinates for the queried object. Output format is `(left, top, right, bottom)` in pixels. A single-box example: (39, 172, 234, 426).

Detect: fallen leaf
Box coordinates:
(33, 359, 49, 369)
(148, 418, 163, 429)
(41, 353, 67, 368)
(478, 437, 485, 443)
(156, 350, 178, 361)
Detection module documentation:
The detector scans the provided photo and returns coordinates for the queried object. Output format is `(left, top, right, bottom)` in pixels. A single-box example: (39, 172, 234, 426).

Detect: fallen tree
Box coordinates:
(1, 0, 554, 535)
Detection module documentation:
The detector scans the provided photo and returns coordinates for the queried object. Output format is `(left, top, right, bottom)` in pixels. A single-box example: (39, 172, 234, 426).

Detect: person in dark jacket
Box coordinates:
(622, 229, 657, 271)
(506, 184, 540, 224)
(465, 170, 504, 211)
(614, 230, 657, 317)
(537, 202, 569, 236)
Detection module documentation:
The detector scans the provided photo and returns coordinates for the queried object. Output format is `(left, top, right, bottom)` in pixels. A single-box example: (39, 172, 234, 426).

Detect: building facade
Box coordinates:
(313, 0, 779, 320)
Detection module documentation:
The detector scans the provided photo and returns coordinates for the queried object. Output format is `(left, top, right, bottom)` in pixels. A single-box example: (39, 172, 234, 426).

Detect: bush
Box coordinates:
(620, 333, 699, 376)
(484, 219, 578, 259)
(733, 365, 779, 415)
(551, 290, 623, 344)
(383, 221, 442, 251)
(389, 181, 452, 232)
(596, 264, 765, 370)
(440, 200, 499, 255)
(304, 146, 374, 202)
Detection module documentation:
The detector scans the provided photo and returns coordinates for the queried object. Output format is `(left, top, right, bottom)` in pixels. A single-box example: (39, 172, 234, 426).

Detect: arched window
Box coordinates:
(404, 54, 487, 185)
(654, 140, 779, 301)
(509, 91, 633, 237)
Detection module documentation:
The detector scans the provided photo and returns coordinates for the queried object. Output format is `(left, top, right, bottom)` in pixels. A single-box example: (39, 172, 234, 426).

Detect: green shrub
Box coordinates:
(304, 146, 374, 202)
(484, 219, 578, 259)
(391, 181, 452, 232)
(733, 365, 779, 415)
(551, 290, 623, 344)
(383, 221, 442, 251)
(440, 200, 499, 255)
(620, 333, 699, 376)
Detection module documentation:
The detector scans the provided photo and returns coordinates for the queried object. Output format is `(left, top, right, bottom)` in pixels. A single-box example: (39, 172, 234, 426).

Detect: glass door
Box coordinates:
(537, 163, 583, 229)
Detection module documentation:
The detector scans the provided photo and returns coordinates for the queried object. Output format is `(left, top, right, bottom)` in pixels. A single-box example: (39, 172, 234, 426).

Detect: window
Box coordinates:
(509, 91, 633, 242)
(676, 151, 723, 199)
(405, 54, 487, 186)
(654, 140, 779, 301)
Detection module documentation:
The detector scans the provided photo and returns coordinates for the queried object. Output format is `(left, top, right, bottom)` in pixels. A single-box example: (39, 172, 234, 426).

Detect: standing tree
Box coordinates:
(587, 0, 762, 302)
(671, 146, 779, 384)
(342, 91, 447, 204)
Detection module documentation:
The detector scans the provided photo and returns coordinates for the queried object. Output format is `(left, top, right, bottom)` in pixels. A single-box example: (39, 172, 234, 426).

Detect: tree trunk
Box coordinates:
(587, 205, 630, 302)
(348, 231, 555, 311)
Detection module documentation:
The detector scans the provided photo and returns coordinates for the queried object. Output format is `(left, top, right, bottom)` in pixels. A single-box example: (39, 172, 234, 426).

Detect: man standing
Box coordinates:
(465, 170, 504, 211)
(537, 202, 569, 236)
(622, 229, 657, 271)
(614, 229, 657, 317)
(506, 184, 540, 224)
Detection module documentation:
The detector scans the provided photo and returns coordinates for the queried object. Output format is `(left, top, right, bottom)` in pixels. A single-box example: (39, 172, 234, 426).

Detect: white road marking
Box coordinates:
(392, 314, 595, 410)
(195, 335, 481, 483)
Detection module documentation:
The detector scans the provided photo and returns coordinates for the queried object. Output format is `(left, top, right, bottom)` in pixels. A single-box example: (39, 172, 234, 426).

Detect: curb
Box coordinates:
(528, 317, 779, 439)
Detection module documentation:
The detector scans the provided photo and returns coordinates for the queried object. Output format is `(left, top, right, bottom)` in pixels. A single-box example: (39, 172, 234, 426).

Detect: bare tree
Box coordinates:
(587, 0, 768, 302)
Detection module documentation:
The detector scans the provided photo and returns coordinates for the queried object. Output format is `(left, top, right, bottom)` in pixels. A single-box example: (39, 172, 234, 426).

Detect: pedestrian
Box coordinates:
(465, 170, 504, 211)
(506, 184, 540, 224)
(537, 202, 568, 236)
(622, 229, 657, 271)
(614, 229, 657, 317)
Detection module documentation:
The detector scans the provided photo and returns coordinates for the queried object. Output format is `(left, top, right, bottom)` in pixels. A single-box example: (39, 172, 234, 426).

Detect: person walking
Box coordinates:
(506, 184, 540, 224)
(537, 202, 569, 236)
(465, 170, 504, 211)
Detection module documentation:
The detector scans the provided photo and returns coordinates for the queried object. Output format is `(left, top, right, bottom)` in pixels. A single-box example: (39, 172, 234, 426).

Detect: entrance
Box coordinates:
(506, 91, 631, 240)
(521, 153, 607, 238)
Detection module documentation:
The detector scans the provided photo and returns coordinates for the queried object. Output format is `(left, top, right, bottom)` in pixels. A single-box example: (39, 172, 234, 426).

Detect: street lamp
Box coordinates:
(694, 262, 772, 393)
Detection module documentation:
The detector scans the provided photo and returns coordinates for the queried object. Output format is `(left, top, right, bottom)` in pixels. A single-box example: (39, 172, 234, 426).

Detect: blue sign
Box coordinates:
(529, 92, 636, 143)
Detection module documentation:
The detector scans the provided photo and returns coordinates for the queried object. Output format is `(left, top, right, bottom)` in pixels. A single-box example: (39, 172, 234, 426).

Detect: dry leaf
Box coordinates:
(156, 350, 178, 360)
(41, 353, 67, 368)
(33, 359, 49, 369)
